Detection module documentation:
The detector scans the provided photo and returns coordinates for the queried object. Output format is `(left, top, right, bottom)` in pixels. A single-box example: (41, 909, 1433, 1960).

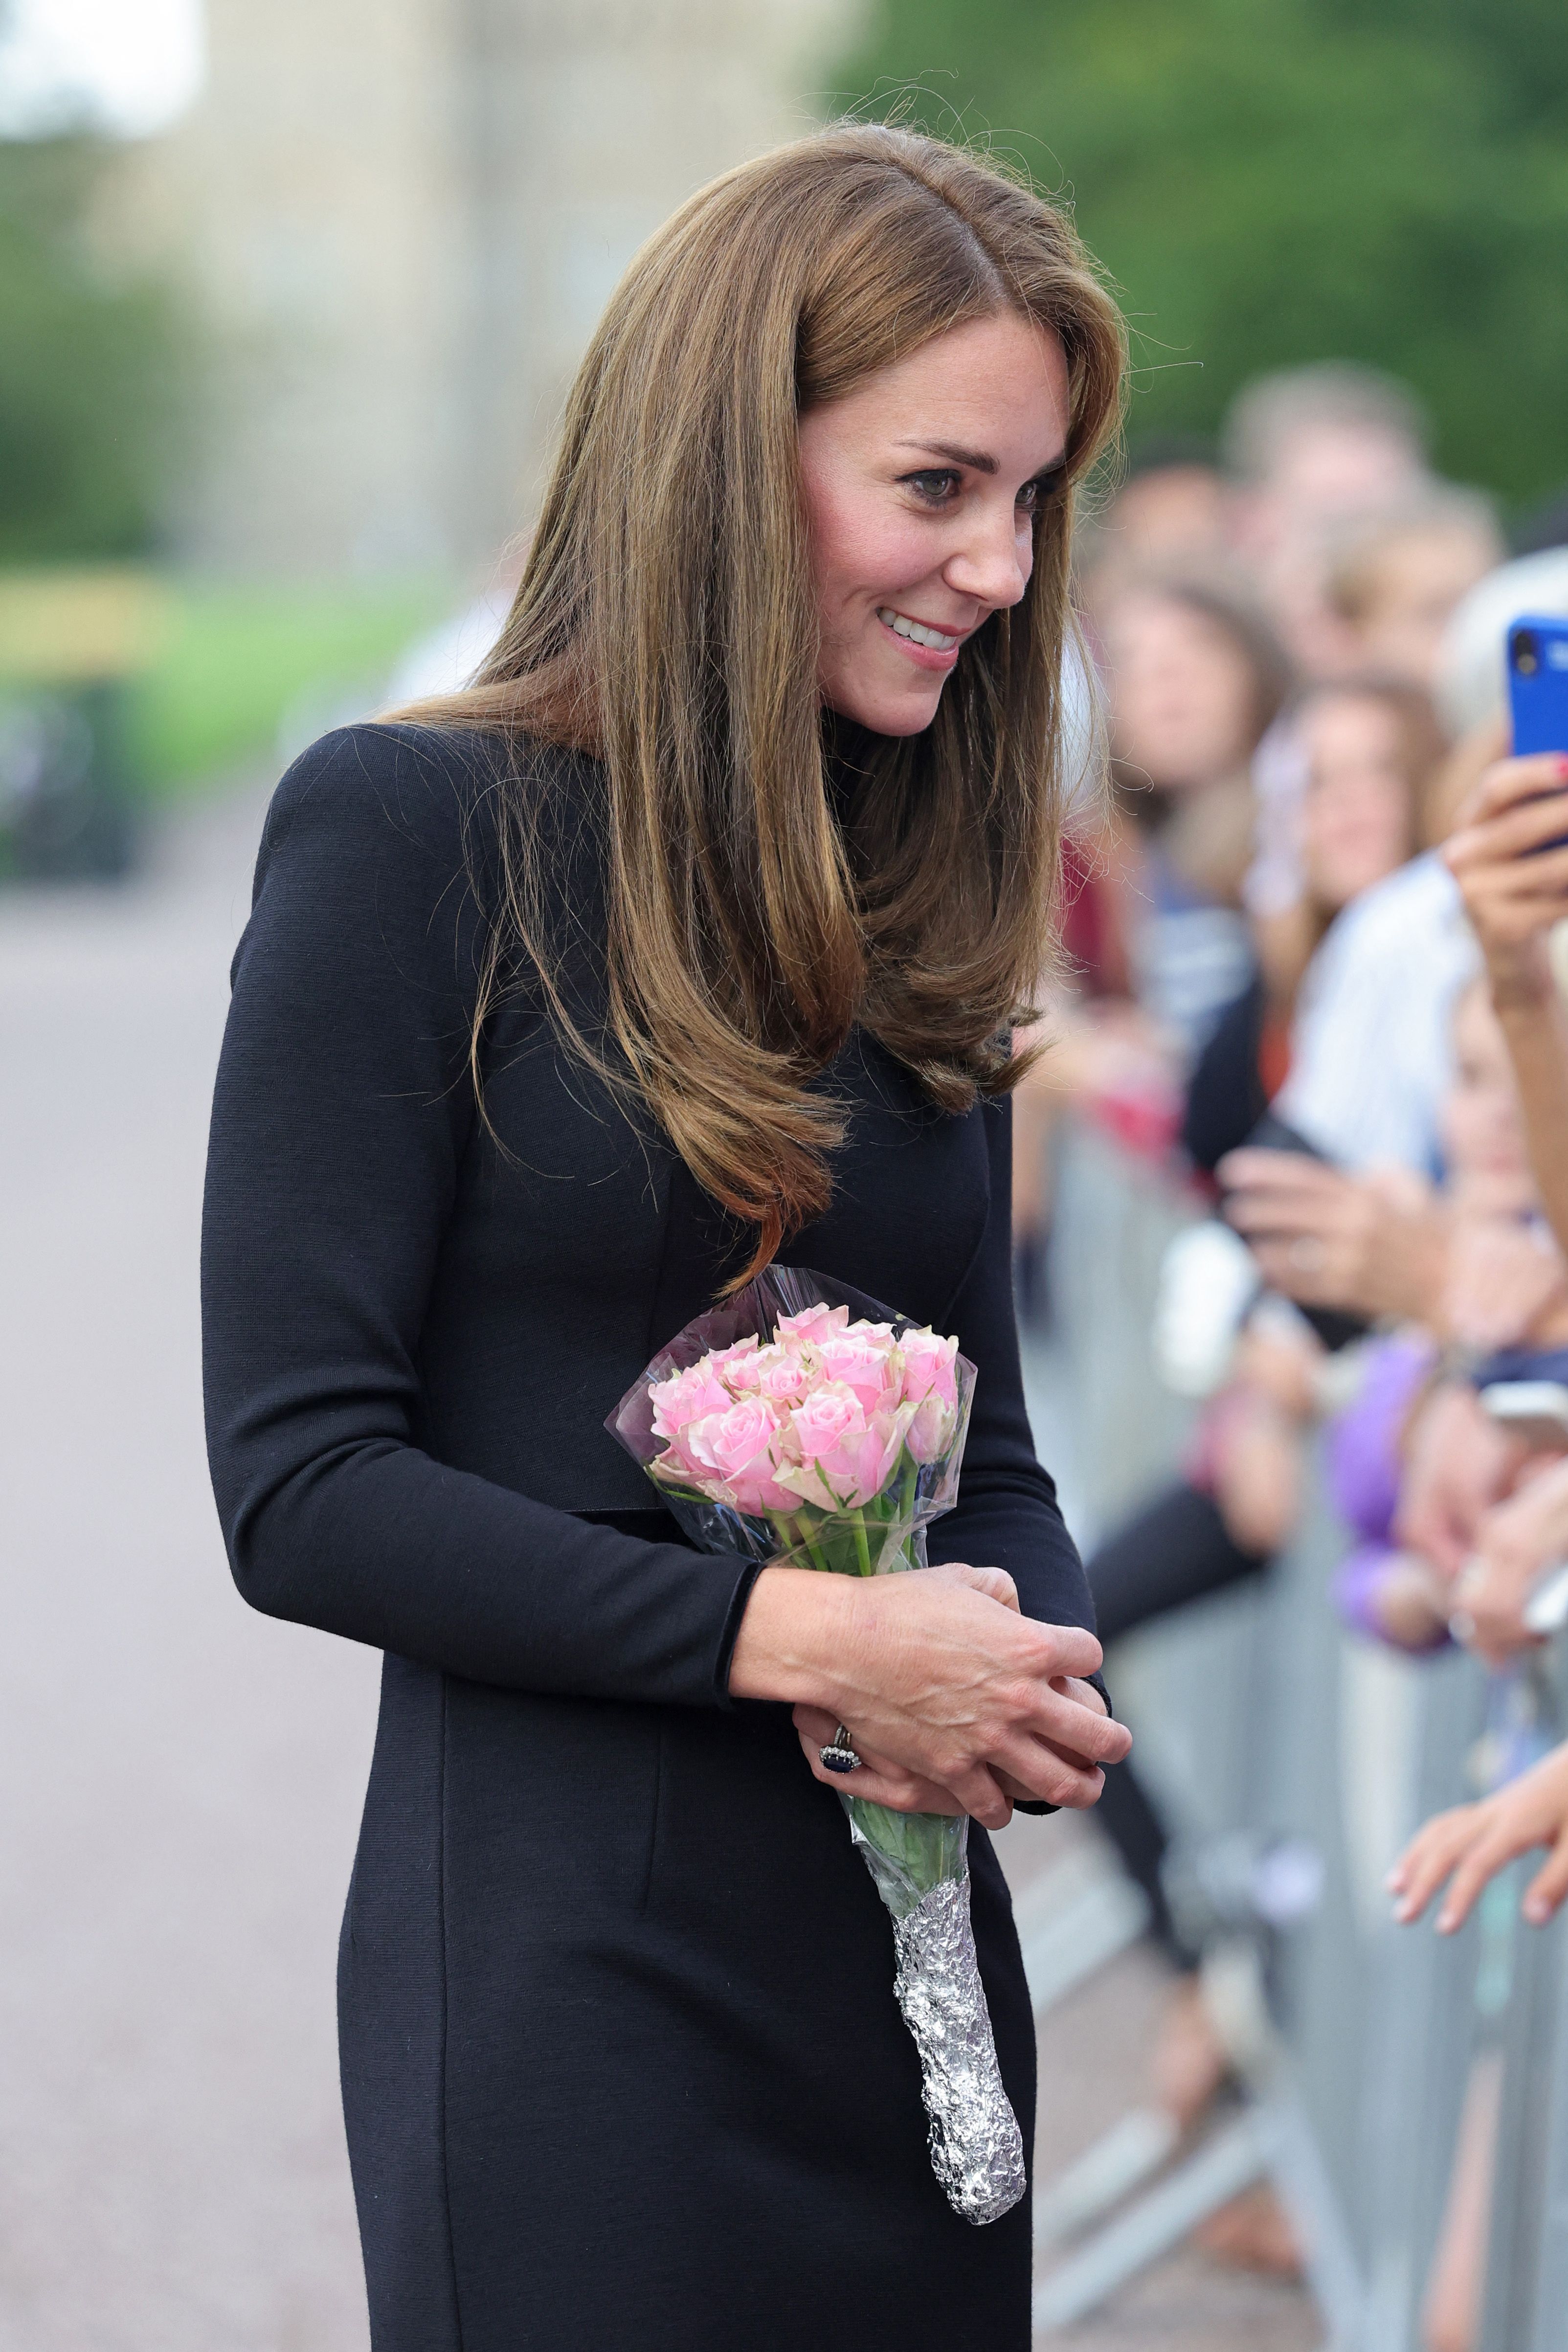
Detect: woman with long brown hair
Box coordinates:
(202, 125, 1129, 2347)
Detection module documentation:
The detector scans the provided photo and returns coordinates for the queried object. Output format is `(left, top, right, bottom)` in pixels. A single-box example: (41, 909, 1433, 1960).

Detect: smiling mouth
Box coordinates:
(876, 606, 963, 652)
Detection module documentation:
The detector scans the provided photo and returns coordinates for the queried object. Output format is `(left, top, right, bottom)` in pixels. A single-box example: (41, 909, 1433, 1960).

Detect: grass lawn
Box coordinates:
(125, 575, 453, 797)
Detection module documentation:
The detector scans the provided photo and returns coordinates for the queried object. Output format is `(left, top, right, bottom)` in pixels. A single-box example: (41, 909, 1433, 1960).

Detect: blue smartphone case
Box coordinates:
(1509, 613, 1568, 755)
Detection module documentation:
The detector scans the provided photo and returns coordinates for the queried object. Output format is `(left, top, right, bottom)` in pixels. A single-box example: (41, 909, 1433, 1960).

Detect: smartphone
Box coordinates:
(1478, 1379, 1568, 1451)
(1508, 614, 1568, 756)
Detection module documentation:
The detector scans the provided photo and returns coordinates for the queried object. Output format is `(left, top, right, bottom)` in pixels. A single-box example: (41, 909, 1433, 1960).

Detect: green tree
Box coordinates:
(831, 0, 1568, 508)
(0, 134, 185, 560)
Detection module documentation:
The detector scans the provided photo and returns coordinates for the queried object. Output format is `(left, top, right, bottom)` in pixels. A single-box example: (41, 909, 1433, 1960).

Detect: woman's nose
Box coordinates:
(942, 504, 1031, 612)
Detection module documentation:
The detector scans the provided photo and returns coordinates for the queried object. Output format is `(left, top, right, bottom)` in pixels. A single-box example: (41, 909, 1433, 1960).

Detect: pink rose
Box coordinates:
(745, 1343, 813, 1406)
(775, 1302, 847, 1347)
(778, 1407, 910, 1511)
(707, 1336, 763, 1394)
(784, 1382, 866, 1460)
(897, 1328, 959, 1410)
(682, 1396, 797, 1514)
(650, 1360, 733, 1440)
(818, 1329, 902, 1414)
(905, 1392, 958, 1465)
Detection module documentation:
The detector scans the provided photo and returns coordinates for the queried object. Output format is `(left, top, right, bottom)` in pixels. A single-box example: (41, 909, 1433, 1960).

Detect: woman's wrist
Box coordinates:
(1484, 933, 1555, 1015)
(728, 1565, 861, 1710)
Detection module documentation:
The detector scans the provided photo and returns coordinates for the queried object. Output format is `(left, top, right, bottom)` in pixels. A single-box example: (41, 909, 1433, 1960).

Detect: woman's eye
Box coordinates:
(901, 470, 961, 506)
(1018, 470, 1064, 515)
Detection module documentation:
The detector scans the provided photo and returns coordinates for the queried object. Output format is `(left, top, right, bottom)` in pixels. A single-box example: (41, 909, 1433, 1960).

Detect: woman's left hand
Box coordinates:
(790, 1675, 1112, 1822)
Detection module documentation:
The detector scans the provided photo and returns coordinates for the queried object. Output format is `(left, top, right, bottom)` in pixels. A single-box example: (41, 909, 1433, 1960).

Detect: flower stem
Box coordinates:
(851, 1508, 873, 1578)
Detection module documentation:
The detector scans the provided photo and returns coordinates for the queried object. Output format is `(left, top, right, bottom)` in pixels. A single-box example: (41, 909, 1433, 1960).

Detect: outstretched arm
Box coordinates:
(1390, 1740, 1568, 1934)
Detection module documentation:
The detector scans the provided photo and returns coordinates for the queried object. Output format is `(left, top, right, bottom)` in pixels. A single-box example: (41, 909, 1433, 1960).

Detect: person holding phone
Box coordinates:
(1445, 753, 1568, 1263)
(1391, 616, 1568, 1948)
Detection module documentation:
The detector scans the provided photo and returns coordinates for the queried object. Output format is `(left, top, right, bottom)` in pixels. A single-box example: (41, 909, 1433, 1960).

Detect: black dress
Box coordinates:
(201, 724, 1099, 2352)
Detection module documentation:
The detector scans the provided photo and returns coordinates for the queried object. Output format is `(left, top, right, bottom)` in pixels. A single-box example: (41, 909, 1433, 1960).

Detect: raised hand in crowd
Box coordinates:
(1215, 1147, 1446, 1323)
(1389, 1737, 1568, 1934)
(1445, 1454, 1568, 1667)
(1441, 1214, 1568, 1351)
(1394, 1379, 1524, 1586)
(1446, 751, 1568, 1260)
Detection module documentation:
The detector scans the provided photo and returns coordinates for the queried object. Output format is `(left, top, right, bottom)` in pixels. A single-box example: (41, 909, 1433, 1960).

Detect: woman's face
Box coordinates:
(1100, 591, 1260, 791)
(798, 311, 1071, 739)
(1299, 692, 1413, 912)
(1442, 982, 1535, 1215)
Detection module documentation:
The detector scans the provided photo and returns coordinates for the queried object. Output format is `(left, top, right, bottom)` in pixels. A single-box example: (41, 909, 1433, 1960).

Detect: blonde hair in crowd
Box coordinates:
(395, 123, 1126, 1282)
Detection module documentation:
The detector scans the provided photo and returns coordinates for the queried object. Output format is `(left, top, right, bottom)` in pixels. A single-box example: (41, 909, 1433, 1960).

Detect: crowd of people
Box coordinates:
(1022, 361, 1568, 2344)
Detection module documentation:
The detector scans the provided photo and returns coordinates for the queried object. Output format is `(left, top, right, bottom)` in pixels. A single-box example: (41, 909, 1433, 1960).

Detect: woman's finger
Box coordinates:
(1016, 1679, 1130, 1764)
(1463, 753, 1568, 824)
(991, 1729, 1106, 1809)
(790, 1708, 997, 1823)
(1021, 1619, 1106, 1684)
(1436, 1829, 1515, 1934)
(1523, 1829, 1568, 1926)
(925, 1561, 1021, 1611)
(1389, 1807, 1479, 1919)
(1215, 1149, 1338, 1195)
(792, 1721, 971, 1818)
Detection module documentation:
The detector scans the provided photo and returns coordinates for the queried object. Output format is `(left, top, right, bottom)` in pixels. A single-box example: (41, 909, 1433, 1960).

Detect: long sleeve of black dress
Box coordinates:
(202, 729, 761, 1710)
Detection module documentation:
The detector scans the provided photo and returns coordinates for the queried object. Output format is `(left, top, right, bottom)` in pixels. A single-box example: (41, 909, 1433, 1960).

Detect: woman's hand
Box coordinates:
(1449, 1454, 1568, 1666)
(730, 1561, 1130, 1832)
(1444, 753, 1568, 1003)
(789, 1671, 1116, 1826)
(1389, 1739, 1568, 1933)
(1442, 1215, 1568, 1351)
(1217, 1150, 1445, 1322)
(1394, 1379, 1521, 1583)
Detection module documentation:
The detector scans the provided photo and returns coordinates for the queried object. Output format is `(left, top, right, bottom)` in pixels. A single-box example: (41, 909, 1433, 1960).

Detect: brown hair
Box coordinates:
(392, 123, 1125, 1280)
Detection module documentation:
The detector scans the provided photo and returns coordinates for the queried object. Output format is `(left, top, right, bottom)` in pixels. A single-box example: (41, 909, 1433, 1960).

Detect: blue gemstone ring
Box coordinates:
(820, 1725, 861, 1775)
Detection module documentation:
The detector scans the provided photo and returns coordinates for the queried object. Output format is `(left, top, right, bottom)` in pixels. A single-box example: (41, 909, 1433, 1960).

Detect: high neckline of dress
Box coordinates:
(822, 715, 884, 829)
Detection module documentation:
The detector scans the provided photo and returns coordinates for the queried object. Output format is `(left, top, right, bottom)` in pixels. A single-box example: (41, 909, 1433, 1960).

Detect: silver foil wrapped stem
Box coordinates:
(890, 1872, 1028, 2225)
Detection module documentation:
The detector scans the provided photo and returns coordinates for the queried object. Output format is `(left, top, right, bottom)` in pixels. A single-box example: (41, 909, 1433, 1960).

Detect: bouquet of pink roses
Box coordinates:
(609, 1264, 1027, 2226)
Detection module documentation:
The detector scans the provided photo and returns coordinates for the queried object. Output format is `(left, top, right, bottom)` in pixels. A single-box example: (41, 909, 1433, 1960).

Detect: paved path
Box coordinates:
(0, 781, 1317, 2348)
(0, 784, 378, 2351)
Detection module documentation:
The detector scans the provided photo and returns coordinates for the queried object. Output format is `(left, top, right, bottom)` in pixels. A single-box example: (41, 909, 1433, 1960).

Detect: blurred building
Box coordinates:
(112, 0, 855, 579)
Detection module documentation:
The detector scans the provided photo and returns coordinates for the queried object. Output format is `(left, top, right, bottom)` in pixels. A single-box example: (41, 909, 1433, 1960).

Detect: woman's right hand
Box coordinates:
(730, 1560, 1131, 1831)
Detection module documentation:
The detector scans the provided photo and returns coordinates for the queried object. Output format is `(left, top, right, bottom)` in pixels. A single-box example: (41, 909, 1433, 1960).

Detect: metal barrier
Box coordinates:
(1023, 1113, 1568, 2351)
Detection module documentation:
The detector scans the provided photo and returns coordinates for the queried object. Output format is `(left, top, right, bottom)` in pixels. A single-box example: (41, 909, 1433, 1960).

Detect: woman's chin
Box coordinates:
(825, 682, 947, 739)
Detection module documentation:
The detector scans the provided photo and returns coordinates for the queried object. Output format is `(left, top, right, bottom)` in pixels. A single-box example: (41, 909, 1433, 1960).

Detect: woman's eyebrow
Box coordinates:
(894, 440, 1070, 481)
(895, 439, 999, 474)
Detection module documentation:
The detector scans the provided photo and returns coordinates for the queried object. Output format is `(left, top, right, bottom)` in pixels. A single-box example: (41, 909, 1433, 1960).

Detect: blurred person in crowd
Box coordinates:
(1242, 498, 1504, 975)
(1386, 737, 1568, 2233)
(1223, 361, 1432, 675)
(1434, 544, 1568, 749)
(1074, 436, 1233, 624)
(1185, 675, 1447, 1172)
(1390, 739, 1568, 1663)
(1105, 972, 1568, 2283)
(1012, 577, 1287, 1309)
(1224, 551, 1568, 1246)
(1324, 489, 1502, 694)
(200, 126, 1132, 2351)
(1328, 974, 1568, 1658)
(1076, 675, 1459, 2262)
